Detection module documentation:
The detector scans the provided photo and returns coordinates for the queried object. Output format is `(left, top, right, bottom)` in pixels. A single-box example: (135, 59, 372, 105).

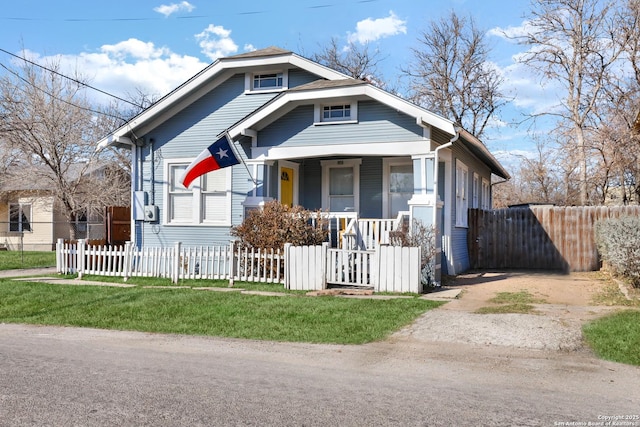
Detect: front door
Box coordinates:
(279, 161, 298, 207)
(281, 167, 294, 207)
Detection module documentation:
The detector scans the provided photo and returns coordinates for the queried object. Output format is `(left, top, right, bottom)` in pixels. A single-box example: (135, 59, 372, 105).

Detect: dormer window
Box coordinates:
(252, 72, 283, 90)
(314, 102, 358, 124)
(323, 105, 351, 121)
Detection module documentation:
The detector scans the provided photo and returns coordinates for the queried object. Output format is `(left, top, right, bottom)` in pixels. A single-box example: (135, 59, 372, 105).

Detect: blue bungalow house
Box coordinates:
(97, 47, 509, 278)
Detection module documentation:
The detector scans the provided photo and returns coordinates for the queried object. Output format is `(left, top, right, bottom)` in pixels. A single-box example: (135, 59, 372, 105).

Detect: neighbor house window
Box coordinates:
(9, 203, 31, 232)
(455, 160, 469, 227)
(166, 162, 231, 226)
(472, 173, 480, 209)
(252, 72, 283, 90)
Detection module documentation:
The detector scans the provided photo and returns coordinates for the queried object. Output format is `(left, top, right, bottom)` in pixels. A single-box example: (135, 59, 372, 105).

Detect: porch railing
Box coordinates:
(341, 211, 409, 250)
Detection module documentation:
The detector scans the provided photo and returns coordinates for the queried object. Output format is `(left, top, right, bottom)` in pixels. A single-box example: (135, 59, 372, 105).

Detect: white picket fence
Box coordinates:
(56, 238, 423, 293)
(56, 239, 283, 284)
(284, 243, 422, 293)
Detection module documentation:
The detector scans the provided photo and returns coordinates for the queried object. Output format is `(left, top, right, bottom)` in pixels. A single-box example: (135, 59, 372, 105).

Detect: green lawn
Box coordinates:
(583, 310, 640, 366)
(0, 279, 443, 344)
(0, 251, 56, 270)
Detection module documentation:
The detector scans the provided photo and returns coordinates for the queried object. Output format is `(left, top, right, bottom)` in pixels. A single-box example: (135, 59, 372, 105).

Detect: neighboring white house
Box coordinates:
(97, 47, 509, 277)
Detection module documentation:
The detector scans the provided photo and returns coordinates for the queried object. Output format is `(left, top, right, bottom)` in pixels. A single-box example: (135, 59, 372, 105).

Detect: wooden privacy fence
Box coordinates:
(284, 243, 422, 293)
(56, 239, 283, 284)
(468, 206, 640, 272)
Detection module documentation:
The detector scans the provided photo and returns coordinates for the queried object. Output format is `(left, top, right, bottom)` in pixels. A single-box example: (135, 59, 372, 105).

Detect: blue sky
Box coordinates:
(0, 0, 551, 168)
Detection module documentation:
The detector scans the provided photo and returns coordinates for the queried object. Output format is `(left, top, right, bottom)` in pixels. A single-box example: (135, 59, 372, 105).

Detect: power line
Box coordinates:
(0, 48, 142, 108)
(0, 61, 128, 122)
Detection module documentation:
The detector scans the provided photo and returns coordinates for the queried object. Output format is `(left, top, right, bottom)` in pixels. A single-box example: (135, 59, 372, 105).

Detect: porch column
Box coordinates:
(242, 161, 274, 216)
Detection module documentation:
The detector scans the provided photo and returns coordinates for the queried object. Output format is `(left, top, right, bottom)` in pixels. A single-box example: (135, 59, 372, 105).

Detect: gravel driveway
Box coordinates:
(392, 270, 625, 351)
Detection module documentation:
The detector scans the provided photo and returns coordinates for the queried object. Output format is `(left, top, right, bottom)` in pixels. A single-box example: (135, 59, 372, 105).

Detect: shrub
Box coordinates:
(231, 201, 328, 250)
(389, 219, 437, 286)
(595, 216, 640, 288)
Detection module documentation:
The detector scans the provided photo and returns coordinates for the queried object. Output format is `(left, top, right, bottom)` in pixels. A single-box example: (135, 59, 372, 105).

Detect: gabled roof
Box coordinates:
(227, 78, 456, 138)
(458, 130, 510, 180)
(227, 77, 509, 179)
(97, 47, 351, 149)
(95, 46, 509, 179)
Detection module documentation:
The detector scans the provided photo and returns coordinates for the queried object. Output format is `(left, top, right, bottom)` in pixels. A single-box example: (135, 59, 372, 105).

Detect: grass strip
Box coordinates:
(583, 310, 640, 366)
(475, 290, 545, 314)
(475, 303, 537, 314)
(0, 280, 443, 344)
(0, 251, 56, 270)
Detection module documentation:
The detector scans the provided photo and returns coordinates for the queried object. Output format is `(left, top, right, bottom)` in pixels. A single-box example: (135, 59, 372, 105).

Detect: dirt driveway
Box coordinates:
(392, 270, 630, 351)
(442, 270, 622, 320)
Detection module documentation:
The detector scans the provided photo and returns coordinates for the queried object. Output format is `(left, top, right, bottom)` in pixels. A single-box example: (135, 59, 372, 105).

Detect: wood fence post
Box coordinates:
(321, 242, 328, 290)
(283, 243, 291, 289)
(228, 241, 236, 287)
(77, 239, 85, 280)
(123, 241, 131, 281)
(56, 238, 64, 274)
(172, 242, 181, 284)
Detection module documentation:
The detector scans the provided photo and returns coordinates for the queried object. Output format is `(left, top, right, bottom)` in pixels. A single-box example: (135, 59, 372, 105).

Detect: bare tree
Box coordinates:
(515, 0, 625, 205)
(0, 55, 131, 238)
(312, 38, 387, 86)
(403, 11, 505, 139)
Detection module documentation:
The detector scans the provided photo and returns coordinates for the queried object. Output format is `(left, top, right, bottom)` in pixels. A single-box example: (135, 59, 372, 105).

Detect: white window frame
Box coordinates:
(163, 159, 232, 226)
(314, 101, 358, 125)
(8, 203, 32, 233)
(321, 159, 361, 213)
(481, 178, 491, 210)
(472, 173, 480, 209)
(245, 70, 288, 93)
(455, 160, 469, 228)
(382, 157, 413, 219)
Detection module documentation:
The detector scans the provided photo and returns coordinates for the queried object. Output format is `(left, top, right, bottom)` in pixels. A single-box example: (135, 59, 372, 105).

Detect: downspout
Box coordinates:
(433, 125, 462, 225)
(432, 125, 462, 277)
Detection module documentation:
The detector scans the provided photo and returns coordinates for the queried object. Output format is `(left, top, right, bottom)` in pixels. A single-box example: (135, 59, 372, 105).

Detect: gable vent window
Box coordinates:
(323, 105, 351, 121)
(253, 73, 283, 90)
(315, 102, 357, 124)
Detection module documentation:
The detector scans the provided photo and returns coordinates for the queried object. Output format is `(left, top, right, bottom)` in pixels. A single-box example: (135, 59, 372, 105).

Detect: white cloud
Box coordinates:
(347, 11, 407, 45)
(487, 20, 536, 41)
(31, 40, 207, 103)
(194, 24, 239, 61)
(153, 1, 195, 18)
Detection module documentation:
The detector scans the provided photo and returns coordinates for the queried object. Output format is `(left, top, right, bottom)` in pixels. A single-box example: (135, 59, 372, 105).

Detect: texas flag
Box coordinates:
(180, 134, 240, 188)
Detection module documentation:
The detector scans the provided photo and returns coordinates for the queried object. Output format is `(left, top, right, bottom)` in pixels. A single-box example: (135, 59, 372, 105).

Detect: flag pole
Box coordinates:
(224, 132, 258, 186)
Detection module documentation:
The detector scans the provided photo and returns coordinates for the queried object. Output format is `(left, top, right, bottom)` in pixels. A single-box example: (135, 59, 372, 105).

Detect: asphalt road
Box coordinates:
(1, 324, 638, 427)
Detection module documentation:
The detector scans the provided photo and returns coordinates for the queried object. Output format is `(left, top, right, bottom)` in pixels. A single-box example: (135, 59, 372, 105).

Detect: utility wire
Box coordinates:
(0, 61, 128, 122)
(0, 47, 142, 108)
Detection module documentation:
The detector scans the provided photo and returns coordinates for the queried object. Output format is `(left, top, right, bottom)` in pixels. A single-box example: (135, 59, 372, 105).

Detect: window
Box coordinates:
(383, 159, 413, 218)
(166, 162, 231, 226)
(323, 105, 351, 121)
(9, 203, 31, 232)
(321, 159, 361, 213)
(314, 102, 357, 124)
(472, 173, 480, 209)
(455, 161, 469, 227)
(481, 178, 491, 210)
(252, 72, 283, 90)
